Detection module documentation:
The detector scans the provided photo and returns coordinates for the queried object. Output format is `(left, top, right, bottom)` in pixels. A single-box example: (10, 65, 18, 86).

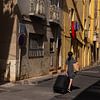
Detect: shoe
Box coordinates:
(67, 89, 71, 93)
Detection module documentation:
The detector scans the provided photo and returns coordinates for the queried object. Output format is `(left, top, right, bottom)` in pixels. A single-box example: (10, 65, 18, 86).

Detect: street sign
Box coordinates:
(18, 33, 26, 47)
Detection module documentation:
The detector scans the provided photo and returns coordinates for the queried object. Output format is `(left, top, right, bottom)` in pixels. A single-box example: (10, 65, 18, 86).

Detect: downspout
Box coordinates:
(82, 0, 85, 68)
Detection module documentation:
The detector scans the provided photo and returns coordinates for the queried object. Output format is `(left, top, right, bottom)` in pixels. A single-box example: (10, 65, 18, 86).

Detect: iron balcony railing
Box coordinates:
(18, 0, 46, 18)
(48, 4, 61, 24)
(29, 0, 45, 16)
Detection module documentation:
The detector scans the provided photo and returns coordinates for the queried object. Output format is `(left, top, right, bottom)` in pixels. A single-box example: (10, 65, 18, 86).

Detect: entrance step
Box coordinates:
(49, 67, 62, 74)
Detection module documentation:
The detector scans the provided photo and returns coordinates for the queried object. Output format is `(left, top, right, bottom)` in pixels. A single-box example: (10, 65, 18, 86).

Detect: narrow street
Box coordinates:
(0, 65, 100, 100)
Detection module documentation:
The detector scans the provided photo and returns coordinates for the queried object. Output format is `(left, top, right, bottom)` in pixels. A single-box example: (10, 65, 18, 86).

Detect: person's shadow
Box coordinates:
(50, 86, 80, 100)
(71, 85, 80, 91)
(51, 85, 80, 100)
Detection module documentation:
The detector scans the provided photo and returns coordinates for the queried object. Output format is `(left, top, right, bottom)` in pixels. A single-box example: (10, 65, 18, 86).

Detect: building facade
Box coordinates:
(61, 0, 100, 71)
(0, 0, 64, 82)
(61, 0, 84, 70)
(0, 0, 100, 82)
(0, 0, 18, 82)
(17, 0, 63, 80)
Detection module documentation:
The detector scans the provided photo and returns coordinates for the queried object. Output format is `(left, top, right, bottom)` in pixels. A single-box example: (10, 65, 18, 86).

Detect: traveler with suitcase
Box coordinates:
(65, 51, 77, 93)
(53, 51, 79, 94)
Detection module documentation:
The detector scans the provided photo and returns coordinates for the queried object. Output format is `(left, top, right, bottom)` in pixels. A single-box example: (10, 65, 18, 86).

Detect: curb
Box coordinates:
(15, 73, 59, 85)
(1, 63, 100, 87)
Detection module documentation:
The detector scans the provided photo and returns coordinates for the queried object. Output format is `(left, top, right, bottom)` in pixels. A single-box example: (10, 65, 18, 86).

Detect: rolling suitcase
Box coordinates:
(53, 75, 69, 94)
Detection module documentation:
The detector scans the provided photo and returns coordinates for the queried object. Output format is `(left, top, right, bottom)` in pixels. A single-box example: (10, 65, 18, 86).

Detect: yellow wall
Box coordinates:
(90, 0, 94, 44)
(62, 0, 99, 71)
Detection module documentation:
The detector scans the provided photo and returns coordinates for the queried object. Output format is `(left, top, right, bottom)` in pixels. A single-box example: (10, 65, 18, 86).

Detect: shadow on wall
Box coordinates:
(61, 0, 69, 13)
(0, 0, 16, 83)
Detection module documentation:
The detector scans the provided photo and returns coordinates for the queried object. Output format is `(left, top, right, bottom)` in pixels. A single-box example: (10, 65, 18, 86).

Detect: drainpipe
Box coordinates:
(82, 0, 85, 68)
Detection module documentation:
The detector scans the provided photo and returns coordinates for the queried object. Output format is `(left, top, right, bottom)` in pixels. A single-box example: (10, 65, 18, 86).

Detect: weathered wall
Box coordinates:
(0, 0, 17, 82)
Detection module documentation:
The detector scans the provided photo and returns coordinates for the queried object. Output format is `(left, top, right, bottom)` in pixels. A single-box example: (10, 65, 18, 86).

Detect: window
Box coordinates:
(89, 0, 91, 18)
(19, 23, 26, 33)
(50, 38, 54, 53)
(88, 24, 90, 38)
(50, 0, 59, 6)
(50, 0, 56, 5)
(28, 33, 44, 58)
(68, 8, 75, 22)
(71, 8, 74, 21)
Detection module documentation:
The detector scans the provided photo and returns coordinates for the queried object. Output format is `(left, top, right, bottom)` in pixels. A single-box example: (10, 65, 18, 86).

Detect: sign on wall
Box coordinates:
(18, 23, 26, 47)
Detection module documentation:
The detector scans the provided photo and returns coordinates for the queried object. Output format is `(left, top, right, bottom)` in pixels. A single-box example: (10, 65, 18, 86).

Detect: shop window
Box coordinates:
(28, 33, 44, 58)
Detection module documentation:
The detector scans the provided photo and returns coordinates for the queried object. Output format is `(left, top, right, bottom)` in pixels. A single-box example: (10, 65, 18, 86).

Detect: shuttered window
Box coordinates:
(28, 33, 44, 58)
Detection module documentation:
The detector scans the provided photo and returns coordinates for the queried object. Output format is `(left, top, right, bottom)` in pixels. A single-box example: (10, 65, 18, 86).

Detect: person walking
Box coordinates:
(65, 51, 77, 93)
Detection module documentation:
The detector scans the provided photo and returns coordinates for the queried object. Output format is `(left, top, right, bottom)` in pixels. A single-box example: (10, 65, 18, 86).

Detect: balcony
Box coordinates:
(18, 0, 46, 19)
(48, 5, 61, 25)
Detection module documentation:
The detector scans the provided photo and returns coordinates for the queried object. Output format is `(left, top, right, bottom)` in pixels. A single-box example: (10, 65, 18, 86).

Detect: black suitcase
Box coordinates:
(53, 75, 69, 94)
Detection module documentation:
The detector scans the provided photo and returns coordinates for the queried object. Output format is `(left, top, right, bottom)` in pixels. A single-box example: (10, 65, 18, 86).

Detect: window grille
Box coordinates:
(28, 33, 44, 58)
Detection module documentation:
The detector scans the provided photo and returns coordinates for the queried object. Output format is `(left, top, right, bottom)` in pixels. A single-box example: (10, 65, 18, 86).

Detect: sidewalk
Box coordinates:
(0, 72, 60, 88)
(1, 63, 100, 87)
